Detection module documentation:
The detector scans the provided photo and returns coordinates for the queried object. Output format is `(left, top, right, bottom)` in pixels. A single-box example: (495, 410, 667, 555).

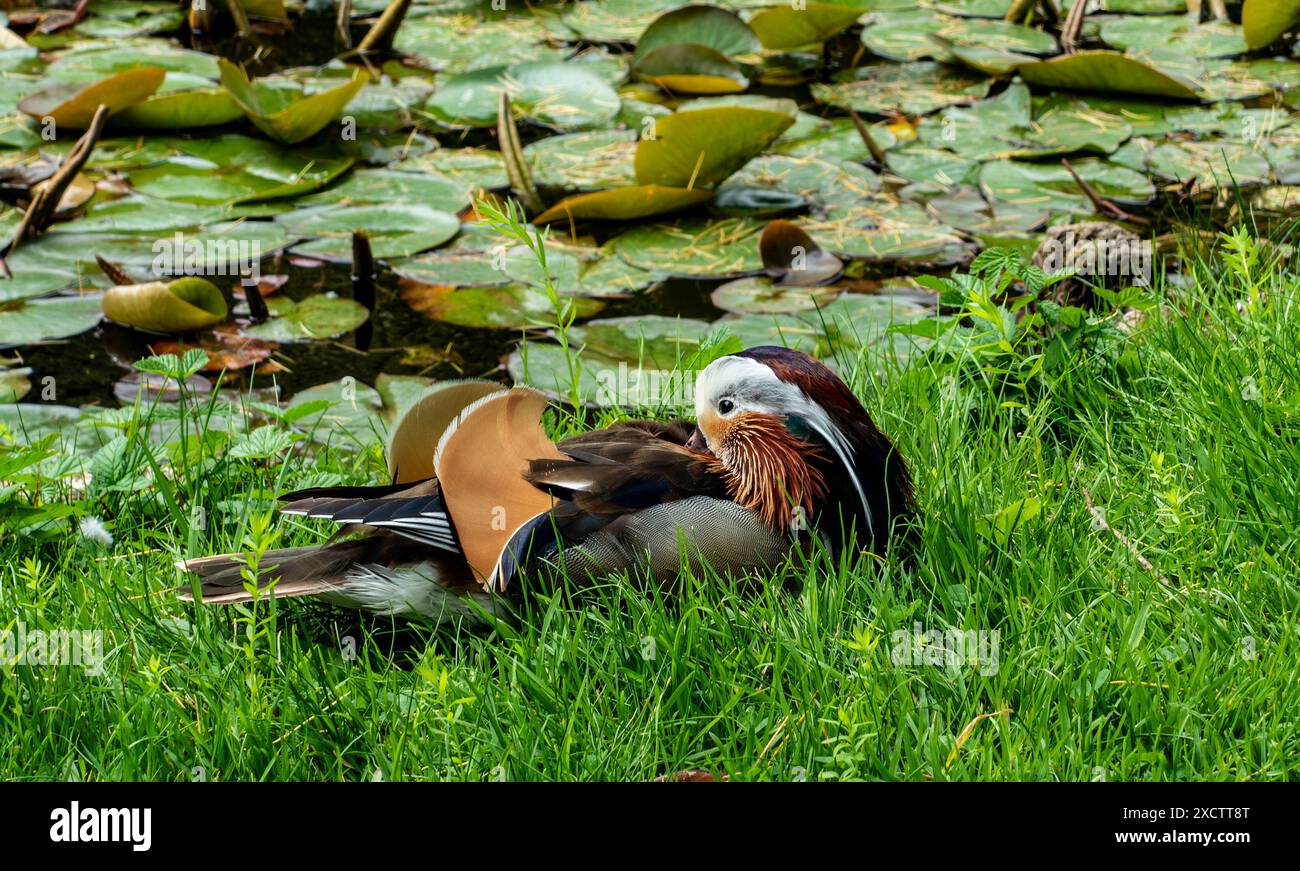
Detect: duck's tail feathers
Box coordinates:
(175, 542, 364, 604)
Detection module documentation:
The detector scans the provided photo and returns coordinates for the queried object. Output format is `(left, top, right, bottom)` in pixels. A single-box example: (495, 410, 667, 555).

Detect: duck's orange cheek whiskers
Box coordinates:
(710, 413, 826, 530)
(696, 409, 728, 451)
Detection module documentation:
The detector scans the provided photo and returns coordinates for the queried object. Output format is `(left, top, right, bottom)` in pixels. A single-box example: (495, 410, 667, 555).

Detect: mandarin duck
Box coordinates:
(178, 346, 915, 623)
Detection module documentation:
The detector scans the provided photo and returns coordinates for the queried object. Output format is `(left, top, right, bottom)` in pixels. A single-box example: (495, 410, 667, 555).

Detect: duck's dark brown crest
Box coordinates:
(737, 345, 916, 550)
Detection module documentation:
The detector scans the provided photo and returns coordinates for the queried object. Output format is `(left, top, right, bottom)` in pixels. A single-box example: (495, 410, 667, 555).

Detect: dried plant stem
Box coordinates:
(1061, 158, 1151, 226)
(497, 93, 543, 214)
(848, 108, 887, 165)
(1060, 0, 1089, 52)
(357, 0, 411, 54)
(7, 103, 109, 254)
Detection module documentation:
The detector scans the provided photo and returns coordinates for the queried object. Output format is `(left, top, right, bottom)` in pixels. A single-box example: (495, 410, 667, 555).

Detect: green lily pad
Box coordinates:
(634, 106, 794, 188)
(775, 116, 900, 163)
(862, 10, 1056, 62)
(399, 281, 605, 329)
(287, 378, 384, 442)
(0, 294, 103, 347)
(244, 295, 370, 342)
(280, 204, 461, 261)
(390, 253, 514, 288)
(1099, 15, 1248, 59)
(0, 268, 77, 303)
(428, 62, 621, 130)
(927, 185, 1050, 234)
(295, 167, 471, 213)
(1015, 50, 1200, 100)
(396, 148, 508, 190)
(562, 0, 682, 43)
(611, 217, 765, 277)
(918, 85, 1134, 160)
(102, 277, 227, 333)
(395, 14, 571, 74)
(525, 128, 638, 190)
(1144, 141, 1274, 189)
(634, 6, 760, 61)
(723, 154, 880, 210)
(127, 134, 354, 205)
(885, 144, 982, 188)
(711, 277, 841, 314)
(804, 197, 970, 263)
(979, 159, 1156, 215)
(45, 41, 219, 81)
(218, 59, 368, 145)
(113, 82, 243, 130)
(812, 62, 993, 117)
(569, 314, 713, 366)
(0, 365, 31, 402)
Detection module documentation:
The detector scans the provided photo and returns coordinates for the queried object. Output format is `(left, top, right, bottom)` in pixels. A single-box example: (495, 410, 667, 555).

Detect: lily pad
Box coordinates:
(535, 185, 714, 224)
(749, 4, 864, 50)
(244, 295, 370, 342)
(1016, 51, 1200, 100)
(0, 294, 104, 347)
(295, 167, 471, 213)
(113, 84, 243, 130)
(395, 14, 571, 74)
(633, 43, 749, 95)
(723, 154, 880, 210)
(102, 277, 228, 333)
(812, 62, 993, 117)
(634, 6, 760, 61)
(634, 106, 794, 188)
(611, 217, 765, 277)
(127, 134, 354, 205)
(1099, 15, 1248, 59)
(1243, 0, 1300, 50)
(0, 267, 77, 303)
(758, 219, 844, 286)
(280, 204, 461, 261)
(979, 159, 1156, 215)
(19, 66, 166, 129)
(1144, 141, 1274, 190)
(525, 128, 637, 190)
(712, 277, 841, 314)
(399, 281, 605, 329)
(218, 59, 368, 145)
(804, 197, 970, 263)
(428, 62, 620, 130)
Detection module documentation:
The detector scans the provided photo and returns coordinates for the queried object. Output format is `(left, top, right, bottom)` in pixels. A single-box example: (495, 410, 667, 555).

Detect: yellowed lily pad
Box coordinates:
(19, 66, 166, 129)
(535, 185, 713, 224)
(102, 277, 228, 333)
(219, 59, 368, 145)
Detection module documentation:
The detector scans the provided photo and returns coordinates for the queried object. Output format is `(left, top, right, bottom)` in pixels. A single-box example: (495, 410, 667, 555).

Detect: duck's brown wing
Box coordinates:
(528, 420, 728, 516)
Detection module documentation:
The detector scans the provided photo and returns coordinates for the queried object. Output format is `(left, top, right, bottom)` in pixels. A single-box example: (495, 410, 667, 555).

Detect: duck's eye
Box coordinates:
(717, 398, 735, 415)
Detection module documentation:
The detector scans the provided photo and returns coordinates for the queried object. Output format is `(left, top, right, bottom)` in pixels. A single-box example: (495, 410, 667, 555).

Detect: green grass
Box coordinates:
(2, 237, 1298, 782)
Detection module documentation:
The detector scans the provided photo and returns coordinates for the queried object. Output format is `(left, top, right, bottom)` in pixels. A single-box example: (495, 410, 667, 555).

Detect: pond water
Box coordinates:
(2, 2, 1297, 417)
